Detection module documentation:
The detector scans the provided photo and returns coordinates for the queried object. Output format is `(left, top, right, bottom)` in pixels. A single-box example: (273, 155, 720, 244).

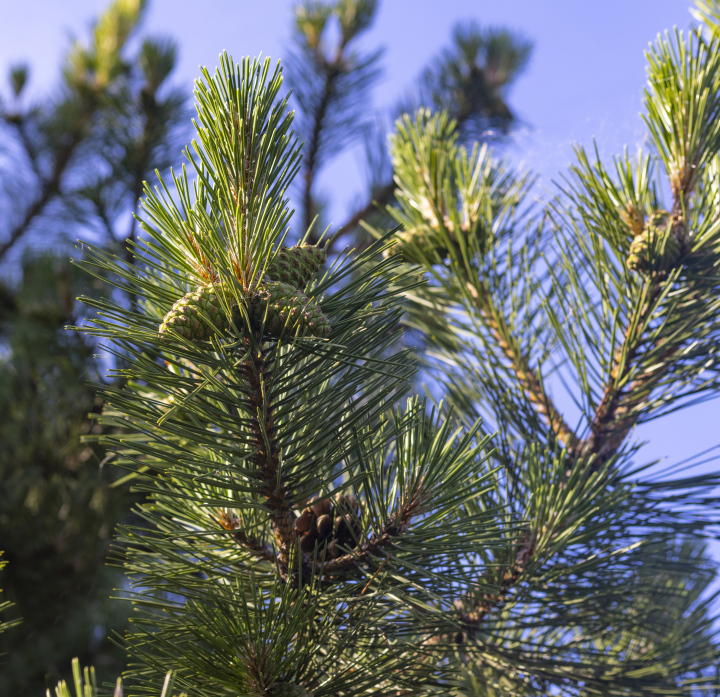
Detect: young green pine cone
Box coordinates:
(264, 245, 326, 290)
(268, 682, 314, 697)
(253, 281, 330, 338)
(159, 284, 230, 341)
(626, 211, 682, 273)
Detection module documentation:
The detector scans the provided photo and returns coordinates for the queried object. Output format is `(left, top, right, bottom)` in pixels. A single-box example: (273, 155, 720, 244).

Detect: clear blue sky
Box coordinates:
(1, 1, 717, 481)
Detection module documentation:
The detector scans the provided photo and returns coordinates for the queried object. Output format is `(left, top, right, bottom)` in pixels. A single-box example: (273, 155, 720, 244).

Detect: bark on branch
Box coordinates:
(243, 337, 295, 567)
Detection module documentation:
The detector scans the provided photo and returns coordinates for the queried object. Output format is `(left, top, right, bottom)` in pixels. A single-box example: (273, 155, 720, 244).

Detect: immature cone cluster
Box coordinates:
(253, 281, 331, 338)
(268, 682, 314, 697)
(158, 245, 330, 343)
(626, 210, 684, 274)
(158, 284, 229, 341)
(295, 493, 363, 557)
(265, 245, 327, 290)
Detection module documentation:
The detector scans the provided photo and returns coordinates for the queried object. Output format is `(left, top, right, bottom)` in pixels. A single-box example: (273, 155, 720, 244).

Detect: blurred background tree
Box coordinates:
(0, 0, 187, 693)
(284, 0, 531, 245)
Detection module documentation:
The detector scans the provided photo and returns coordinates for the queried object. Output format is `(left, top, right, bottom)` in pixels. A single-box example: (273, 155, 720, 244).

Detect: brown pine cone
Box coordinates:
(300, 527, 319, 554)
(294, 508, 314, 535)
(316, 514, 333, 538)
(311, 497, 332, 517)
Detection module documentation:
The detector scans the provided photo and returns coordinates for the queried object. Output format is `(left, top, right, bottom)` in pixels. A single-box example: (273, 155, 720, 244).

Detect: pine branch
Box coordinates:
(332, 22, 532, 248)
(318, 506, 413, 577)
(577, 282, 666, 467)
(302, 61, 340, 234)
(376, 63, 720, 670)
(232, 530, 278, 563)
(286, 0, 382, 240)
(0, 118, 88, 261)
(0, 0, 147, 263)
(465, 280, 579, 452)
(242, 336, 295, 567)
(456, 530, 536, 633)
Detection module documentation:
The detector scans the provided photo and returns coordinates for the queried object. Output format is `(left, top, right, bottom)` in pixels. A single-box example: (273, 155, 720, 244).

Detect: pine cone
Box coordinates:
(626, 211, 683, 273)
(268, 682, 314, 697)
(297, 497, 336, 554)
(294, 508, 314, 535)
(296, 495, 365, 556)
(316, 514, 333, 538)
(253, 282, 330, 338)
(328, 493, 363, 558)
(159, 284, 230, 341)
(311, 498, 332, 517)
(265, 245, 326, 290)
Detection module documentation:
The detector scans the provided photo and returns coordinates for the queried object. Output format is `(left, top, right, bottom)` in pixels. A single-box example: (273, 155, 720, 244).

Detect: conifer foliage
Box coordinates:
(76, 55, 499, 696)
(49, 1, 720, 696)
(370, 8, 720, 696)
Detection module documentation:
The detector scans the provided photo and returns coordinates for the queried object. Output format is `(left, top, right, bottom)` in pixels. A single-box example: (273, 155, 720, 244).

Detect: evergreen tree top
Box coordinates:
(53, 1, 720, 694)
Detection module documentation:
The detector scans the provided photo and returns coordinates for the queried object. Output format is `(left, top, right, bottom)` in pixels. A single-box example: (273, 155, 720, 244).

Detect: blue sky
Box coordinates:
(1, 0, 717, 479)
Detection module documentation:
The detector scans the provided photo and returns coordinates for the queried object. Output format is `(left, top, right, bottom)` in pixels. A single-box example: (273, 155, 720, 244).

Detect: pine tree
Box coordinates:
(75, 54, 503, 696)
(0, 0, 187, 692)
(33, 0, 720, 695)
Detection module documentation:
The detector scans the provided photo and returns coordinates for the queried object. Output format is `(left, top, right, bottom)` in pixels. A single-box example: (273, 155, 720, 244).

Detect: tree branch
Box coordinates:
(303, 62, 340, 236)
(232, 529, 278, 563)
(124, 97, 157, 263)
(0, 111, 91, 262)
(329, 99, 508, 252)
(465, 280, 579, 451)
(317, 500, 418, 579)
(0, 142, 75, 261)
(243, 336, 294, 568)
(455, 199, 693, 636)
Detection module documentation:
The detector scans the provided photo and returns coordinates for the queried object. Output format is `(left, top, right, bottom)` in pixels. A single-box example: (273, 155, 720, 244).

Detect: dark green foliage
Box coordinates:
(0, 254, 133, 695)
(0, 0, 187, 265)
(1, 0, 146, 262)
(421, 20, 533, 139)
(0, 0, 187, 692)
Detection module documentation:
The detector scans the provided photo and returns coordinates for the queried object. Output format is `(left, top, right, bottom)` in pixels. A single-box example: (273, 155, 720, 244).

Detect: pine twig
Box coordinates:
(303, 61, 340, 235)
(466, 281, 579, 451)
(243, 337, 294, 568)
(0, 119, 89, 261)
(232, 529, 278, 563)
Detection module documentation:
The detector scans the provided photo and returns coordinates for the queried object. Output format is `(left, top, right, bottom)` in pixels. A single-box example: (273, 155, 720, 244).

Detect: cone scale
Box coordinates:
(158, 284, 230, 341)
(264, 245, 327, 290)
(626, 211, 683, 274)
(253, 281, 330, 339)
